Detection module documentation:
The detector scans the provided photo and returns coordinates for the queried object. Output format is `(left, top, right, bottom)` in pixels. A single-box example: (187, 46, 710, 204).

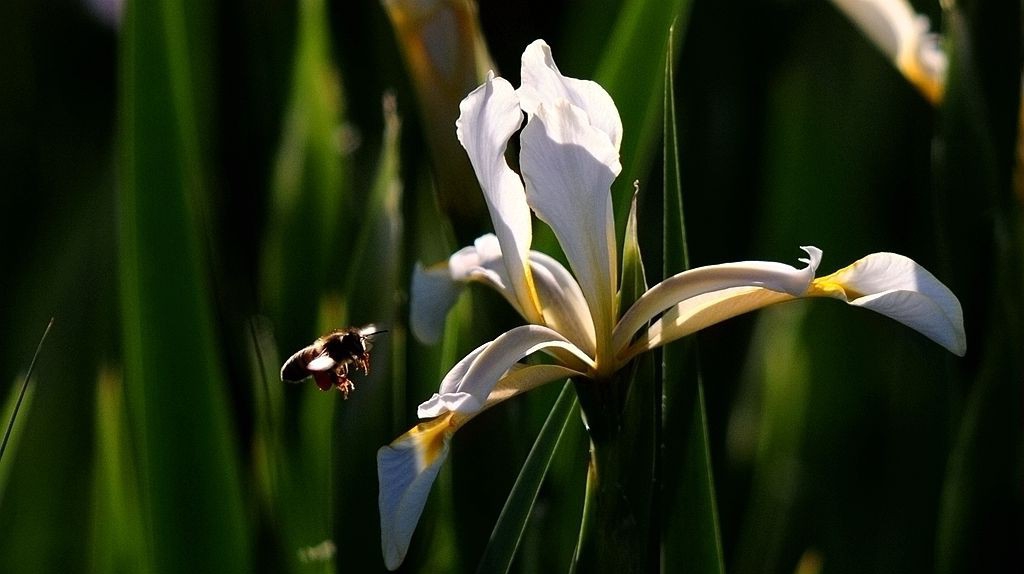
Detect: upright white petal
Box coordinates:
(418, 325, 593, 418)
(520, 99, 620, 366)
(613, 247, 822, 354)
(809, 252, 965, 355)
(456, 74, 542, 323)
(518, 39, 623, 151)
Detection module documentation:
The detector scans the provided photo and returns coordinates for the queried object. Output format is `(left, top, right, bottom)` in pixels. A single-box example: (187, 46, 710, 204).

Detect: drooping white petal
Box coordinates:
(411, 234, 539, 344)
(481, 363, 585, 409)
(613, 247, 822, 354)
(418, 341, 492, 418)
(809, 252, 966, 355)
(378, 362, 580, 571)
(621, 286, 795, 361)
(410, 263, 464, 344)
(448, 234, 527, 313)
(377, 413, 455, 571)
(456, 74, 542, 323)
(418, 325, 594, 418)
(520, 99, 620, 364)
(412, 234, 601, 352)
(518, 39, 623, 151)
(529, 251, 597, 356)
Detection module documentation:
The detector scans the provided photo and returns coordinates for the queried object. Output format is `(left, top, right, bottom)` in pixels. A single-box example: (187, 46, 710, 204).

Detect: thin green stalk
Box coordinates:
(476, 381, 578, 573)
(0, 318, 53, 464)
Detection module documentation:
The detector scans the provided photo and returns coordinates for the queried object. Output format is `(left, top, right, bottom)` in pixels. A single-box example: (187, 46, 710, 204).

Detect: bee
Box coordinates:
(280, 325, 385, 399)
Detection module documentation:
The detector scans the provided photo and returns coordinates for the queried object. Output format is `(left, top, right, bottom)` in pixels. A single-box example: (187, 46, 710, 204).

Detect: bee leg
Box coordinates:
(336, 374, 354, 399)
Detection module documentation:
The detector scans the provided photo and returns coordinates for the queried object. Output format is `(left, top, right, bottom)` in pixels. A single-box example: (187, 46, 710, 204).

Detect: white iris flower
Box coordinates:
(377, 39, 965, 570)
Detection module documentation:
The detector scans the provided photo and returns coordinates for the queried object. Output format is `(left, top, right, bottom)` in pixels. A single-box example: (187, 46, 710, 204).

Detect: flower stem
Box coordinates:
(572, 360, 657, 574)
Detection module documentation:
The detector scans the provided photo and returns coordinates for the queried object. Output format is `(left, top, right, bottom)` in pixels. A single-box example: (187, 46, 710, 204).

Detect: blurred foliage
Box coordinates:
(0, 0, 1019, 572)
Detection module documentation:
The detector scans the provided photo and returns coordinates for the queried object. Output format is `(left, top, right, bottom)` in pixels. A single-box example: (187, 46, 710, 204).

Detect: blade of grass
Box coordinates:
(934, 6, 1023, 571)
(594, 0, 693, 240)
(90, 366, 151, 574)
(261, 0, 349, 350)
(0, 317, 52, 465)
(660, 23, 725, 573)
(331, 93, 405, 572)
(476, 381, 578, 574)
(119, 0, 249, 569)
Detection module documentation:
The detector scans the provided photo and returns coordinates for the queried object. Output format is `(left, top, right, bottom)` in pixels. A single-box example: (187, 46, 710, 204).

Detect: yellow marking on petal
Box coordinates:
(807, 262, 866, 300)
(805, 278, 850, 299)
(392, 412, 456, 473)
(898, 57, 944, 105)
(522, 264, 545, 324)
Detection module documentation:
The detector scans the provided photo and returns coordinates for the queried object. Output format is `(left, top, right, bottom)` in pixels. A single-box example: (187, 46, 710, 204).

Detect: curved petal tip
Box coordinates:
(812, 252, 966, 356)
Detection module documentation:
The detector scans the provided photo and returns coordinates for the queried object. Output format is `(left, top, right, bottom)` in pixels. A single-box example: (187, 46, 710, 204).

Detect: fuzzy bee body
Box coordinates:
(280, 325, 382, 399)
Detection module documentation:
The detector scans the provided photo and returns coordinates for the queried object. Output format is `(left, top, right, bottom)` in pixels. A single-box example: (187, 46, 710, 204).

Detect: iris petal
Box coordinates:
(614, 248, 821, 355)
(622, 286, 794, 361)
(518, 39, 623, 151)
(456, 74, 541, 323)
(377, 413, 454, 570)
(809, 252, 965, 355)
(418, 325, 593, 417)
(410, 262, 464, 344)
(520, 99, 620, 364)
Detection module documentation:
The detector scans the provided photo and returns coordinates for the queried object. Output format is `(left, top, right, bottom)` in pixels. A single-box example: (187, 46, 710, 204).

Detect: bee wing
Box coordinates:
(281, 346, 316, 382)
(358, 323, 384, 351)
(305, 352, 337, 372)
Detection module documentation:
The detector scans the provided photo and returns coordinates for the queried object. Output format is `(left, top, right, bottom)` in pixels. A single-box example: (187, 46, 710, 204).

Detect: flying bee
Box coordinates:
(280, 325, 385, 399)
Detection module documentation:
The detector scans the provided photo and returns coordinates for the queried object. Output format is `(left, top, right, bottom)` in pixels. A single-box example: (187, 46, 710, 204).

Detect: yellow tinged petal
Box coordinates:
(829, 0, 946, 103)
(807, 252, 966, 355)
(614, 248, 820, 355)
(621, 287, 795, 362)
(378, 364, 581, 570)
(377, 412, 456, 570)
(456, 74, 543, 323)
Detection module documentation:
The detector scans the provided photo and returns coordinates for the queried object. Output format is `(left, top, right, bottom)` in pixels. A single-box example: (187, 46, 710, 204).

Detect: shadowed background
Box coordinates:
(0, 0, 1019, 572)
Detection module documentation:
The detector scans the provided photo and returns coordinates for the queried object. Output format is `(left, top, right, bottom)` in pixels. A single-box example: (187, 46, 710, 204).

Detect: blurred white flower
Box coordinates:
(830, 0, 947, 103)
(378, 39, 965, 570)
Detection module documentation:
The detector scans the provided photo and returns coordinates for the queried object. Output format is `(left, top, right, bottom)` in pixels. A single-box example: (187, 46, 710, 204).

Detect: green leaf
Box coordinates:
(476, 381, 578, 574)
(619, 190, 648, 313)
(332, 93, 406, 571)
(118, 0, 249, 569)
(0, 377, 34, 506)
(660, 23, 725, 574)
(934, 6, 1023, 572)
(261, 0, 349, 350)
(90, 367, 151, 574)
(594, 0, 693, 241)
